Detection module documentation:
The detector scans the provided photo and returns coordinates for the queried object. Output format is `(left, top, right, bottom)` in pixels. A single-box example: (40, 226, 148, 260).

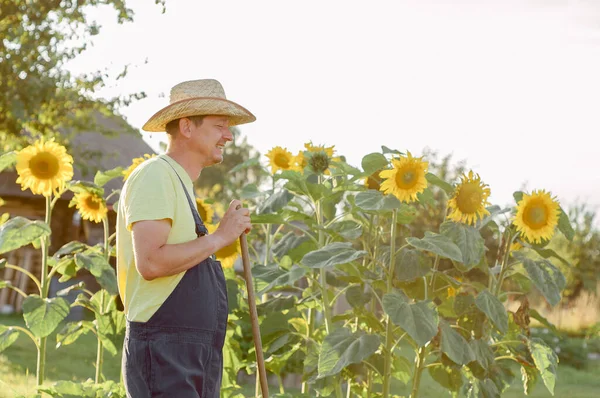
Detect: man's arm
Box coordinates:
(131, 200, 251, 281)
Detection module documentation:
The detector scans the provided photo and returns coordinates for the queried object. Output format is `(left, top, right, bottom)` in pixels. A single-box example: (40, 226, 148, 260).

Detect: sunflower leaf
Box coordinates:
(474, 289, 508, 333)
(251, 213, 285, 224)
(256, 190, 293, 214)
(383, 291, 439, 346)
(94, 166, 124, 187)
(429, 364, 464, 392)
(0, 216, 51, 255)
(354, 190, 401, 212)
(0, 325, 20, 353)
(229, 157, 260, 174)
(0, 151, 17, 173)
(440, 321, 475, 365)
(361, 153, 389, 175)
(406, 232, 463, 263)
(68, 180, 104, 197)
(425, 173, 454, 195)
(529, 246, 571, 267)
(440, 222, 485, 269)
(395, 248, 432, 282)
(74, 253, 118, 295)
(56, 321, 93, 348)
(528, 337, 558, 395)
(513, 191, 524, 203)
(317, 327, 380, 378)
(557, 206, 575, 241)
(522, 259, 566, 306)
(381, 146, 403, 156)
(302, 242, 367, 269)
(23, 296, 70, 338)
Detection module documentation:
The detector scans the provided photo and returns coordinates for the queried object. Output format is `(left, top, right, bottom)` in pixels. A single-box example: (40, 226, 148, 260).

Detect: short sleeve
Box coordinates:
(124, 160, 176, 231)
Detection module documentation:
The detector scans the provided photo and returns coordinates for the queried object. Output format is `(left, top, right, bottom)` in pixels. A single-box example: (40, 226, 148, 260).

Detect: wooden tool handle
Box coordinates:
(239, 232, 269, 397)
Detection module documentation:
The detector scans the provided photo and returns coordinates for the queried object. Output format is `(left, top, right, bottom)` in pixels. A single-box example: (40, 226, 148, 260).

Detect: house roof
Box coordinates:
(0, 115, 157, 204)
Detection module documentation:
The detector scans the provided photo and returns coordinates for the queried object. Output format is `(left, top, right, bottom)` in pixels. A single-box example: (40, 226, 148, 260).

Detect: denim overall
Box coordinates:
(123, 159, 228, 397)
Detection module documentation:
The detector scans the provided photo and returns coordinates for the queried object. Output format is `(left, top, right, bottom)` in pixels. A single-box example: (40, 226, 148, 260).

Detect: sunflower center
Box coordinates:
(274, 153, 290, 168)
(84, 196, 101, 210)
(524, 201, 548, 229)
(395, 168, 418, 189)
(29, 152, 60, 179)
(456, 182, 483, 214)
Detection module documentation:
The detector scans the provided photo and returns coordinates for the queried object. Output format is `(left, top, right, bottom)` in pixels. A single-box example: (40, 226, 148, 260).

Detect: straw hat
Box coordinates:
(142, 79, 256, 132)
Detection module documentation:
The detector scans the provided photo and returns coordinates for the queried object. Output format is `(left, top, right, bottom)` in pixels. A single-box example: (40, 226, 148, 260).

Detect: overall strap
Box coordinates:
(160, 157, 208, 237)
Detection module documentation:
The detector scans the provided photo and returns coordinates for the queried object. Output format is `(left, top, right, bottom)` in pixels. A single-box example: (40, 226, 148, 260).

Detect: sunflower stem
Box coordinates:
(37, 194, 52, 387)
(382, 209, 398, 398)
(494, 230, 515, 297)
(410, 346, 427, 398)
(4, 264, 42, 295)
(95, 217, 110, 384)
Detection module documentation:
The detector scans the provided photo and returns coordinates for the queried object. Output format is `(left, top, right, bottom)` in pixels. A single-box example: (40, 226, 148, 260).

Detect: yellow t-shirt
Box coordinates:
(116, 154, 199, 322)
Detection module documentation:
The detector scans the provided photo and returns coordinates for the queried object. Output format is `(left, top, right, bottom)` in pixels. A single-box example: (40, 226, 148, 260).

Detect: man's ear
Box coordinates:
(179, 118, 192, 138)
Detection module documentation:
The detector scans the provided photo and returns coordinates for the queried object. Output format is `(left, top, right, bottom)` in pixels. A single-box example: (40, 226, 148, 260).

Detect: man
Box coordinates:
(116, 79, 255, 397)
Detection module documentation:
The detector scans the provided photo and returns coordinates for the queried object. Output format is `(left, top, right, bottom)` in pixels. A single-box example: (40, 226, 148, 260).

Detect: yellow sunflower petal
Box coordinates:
(265, 146, 294, 174)
(123, 154, 156, 181)
(205, 223, 240, 268)
(196, 198, 215, 223)
(446, 171, 491, 226)
(72, 192, 108, 223)
(15, 139, 74, 197)
(378, 152, 428, 203)
(513, 189, 560, 244)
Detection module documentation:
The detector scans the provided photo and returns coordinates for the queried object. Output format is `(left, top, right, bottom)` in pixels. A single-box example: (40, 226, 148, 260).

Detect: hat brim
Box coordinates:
(142, 97, 256, 132)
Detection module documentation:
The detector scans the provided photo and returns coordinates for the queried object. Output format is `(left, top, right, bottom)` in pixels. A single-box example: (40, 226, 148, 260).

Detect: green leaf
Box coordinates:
(521, 364, 539, 395)
(94, 166, 124, 187)
(513, 191, 524, 204)
(68, 180, 104, 197)
(257, 295, 297, 316)
(429, 364, 463, 392)
(272, 232, 308, 259)
(0, 151, 17, 173)
(53, 241, 92, 259)
(528, 337, 558, 395)
(56, 321, 93, 348)
(522, 259, 566, 306)
(253, 264, 306, 295)
(557, 206, 575, 241)
(23, 295, 70, 338)
(406, 232, 463, 263)
(0, 216, 51, 255)
(74, 253, 118, 295)
(440, 221, 485, 268)
(251, 213, 284, 224)
(440, 321, 475, 365)
(55, 281, 86, 297)
(0, 258, 6, 269)
(240, 183, 264, 199)
(256, 190, 293, 214)
(382, 291, 439, 346)
(381, 146, 403, 155)
(466, 378, 500, 398)
(302, 242, 367, 269)
(426, 173, 454, 195)
(345, 285, 372, 309)
(416, 188, 436, 206)
(329, 220, 363, 240)
(395, 248, 432, 282)
(0, 325, 20, 353)
(361, 153, 389, 174)
(470, 339, 495, 371)
(528, 309, 559, 335)
(475, 290, 508, 333)
(354, 190, 401, 212)
(317, 327, 380, 378)
(229, 157, 260, 174)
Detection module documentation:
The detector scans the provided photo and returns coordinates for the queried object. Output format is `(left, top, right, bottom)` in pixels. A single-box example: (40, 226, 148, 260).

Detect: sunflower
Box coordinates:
(304, 142, 341, 175)
(123, 154, 156, 181)
(379, 151, 428, 203)
(196, 198, 215, 223)
(206, 223, 240, 269)
(446, 171, 491, 225)
(510, 241, 523, 253)
(513, 189, 560, 244)
(71, 192, 108, 223)
(265, 146, 294, 174)
(292, 151, 308, 172)
(15, 139, 74, 197)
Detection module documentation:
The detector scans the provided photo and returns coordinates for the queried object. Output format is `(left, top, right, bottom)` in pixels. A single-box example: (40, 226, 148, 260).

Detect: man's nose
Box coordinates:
(223, 128, 233, 142)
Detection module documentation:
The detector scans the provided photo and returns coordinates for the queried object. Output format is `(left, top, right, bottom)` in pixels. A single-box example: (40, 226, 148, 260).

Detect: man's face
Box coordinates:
(188, 115, 232, 166)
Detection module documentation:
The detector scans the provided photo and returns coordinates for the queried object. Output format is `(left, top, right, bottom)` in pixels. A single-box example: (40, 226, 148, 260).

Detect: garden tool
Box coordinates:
(240, 231, 269, 398)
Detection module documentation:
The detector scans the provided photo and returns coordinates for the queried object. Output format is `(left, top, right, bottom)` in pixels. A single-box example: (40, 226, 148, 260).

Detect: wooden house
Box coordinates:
(0, 116, 156, 314)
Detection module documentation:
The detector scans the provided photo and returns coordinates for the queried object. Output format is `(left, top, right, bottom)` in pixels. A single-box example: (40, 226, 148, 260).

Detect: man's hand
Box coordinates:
(214, 199, 251, 246)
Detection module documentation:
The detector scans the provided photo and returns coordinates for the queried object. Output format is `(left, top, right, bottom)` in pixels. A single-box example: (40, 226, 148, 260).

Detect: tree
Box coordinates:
(0, 0, 163, 150)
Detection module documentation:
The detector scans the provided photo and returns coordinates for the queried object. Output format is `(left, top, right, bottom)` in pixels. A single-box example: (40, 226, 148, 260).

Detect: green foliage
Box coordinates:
(0, 216, 51, 254)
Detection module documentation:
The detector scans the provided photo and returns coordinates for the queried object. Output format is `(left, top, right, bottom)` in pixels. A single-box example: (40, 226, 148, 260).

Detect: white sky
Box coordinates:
(67, 0, 600, 215)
